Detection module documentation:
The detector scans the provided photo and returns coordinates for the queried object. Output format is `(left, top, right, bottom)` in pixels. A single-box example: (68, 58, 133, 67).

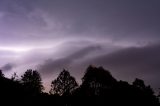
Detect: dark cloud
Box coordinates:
(38, 45, 101, 75)
(1, 63, 15, 71)
(80, 43, 160, 92)
(94, 44, 160, 74)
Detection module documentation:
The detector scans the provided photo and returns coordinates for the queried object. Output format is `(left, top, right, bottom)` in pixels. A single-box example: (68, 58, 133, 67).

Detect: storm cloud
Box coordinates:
(80, 43, 160, 92)
(1, 63, 15, 71)
(0, 0, 159, 92)
(38, 45, 101, 75)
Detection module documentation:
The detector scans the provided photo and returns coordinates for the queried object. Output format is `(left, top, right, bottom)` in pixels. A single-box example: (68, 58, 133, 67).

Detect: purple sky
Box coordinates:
(0, 0, 160, 92)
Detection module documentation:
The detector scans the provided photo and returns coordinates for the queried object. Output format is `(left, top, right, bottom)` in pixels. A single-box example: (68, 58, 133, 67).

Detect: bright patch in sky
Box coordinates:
(0, 46, 32, 53)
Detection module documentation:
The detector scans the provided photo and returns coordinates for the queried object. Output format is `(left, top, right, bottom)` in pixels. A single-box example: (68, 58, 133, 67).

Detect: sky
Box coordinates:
(0, 0, 160, 92)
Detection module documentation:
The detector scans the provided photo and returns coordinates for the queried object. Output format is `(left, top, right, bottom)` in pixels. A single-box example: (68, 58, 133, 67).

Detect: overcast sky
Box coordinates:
(0, 0, 160, 92)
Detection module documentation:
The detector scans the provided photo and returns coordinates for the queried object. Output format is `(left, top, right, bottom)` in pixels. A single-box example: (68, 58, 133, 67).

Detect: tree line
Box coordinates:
(0, 65, 159, 105)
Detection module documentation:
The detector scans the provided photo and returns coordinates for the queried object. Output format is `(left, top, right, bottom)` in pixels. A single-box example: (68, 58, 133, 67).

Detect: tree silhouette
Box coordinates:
(0, 70, 4, 78)
(158, 88, 160, 99)
(80, 65, 117, 96)
(133, 78, 155, 95)
(21, 69, 44, 95)
(0, 66, 159, 105)
(50, 69, 78, 96)
(133, 78, 146, 89)
(132, 78, 160, 105)
(11, 72, 19, 81)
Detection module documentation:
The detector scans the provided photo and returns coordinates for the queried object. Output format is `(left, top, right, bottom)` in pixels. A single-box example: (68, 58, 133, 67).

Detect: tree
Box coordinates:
(11, 72, 19, 81)
(158, 88, 160, 98)
(132, 78, 160, 105)
(80, 65, 117, 96)
(50, 69, 78, 96)
(133, 78, 146, 90)
(0, 70, 4, 78)
(133, 78, 155, 95)
(21, 69, 44, 95)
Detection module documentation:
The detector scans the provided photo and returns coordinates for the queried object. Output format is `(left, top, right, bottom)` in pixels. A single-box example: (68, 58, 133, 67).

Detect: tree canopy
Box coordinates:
(21, 69, 44, 95)
(50, 69, 78, 96)
(0, 70, 4, 78)
(0, 66, 159, 105)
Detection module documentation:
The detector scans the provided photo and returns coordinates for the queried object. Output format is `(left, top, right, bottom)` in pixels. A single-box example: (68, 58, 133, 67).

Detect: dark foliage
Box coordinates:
(78, 65, 117, 96)
(0, 66, 159, 106)
(21, 69, 44, 95)
(0, 70, 4, 78)
(50, 69, 78, 96)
